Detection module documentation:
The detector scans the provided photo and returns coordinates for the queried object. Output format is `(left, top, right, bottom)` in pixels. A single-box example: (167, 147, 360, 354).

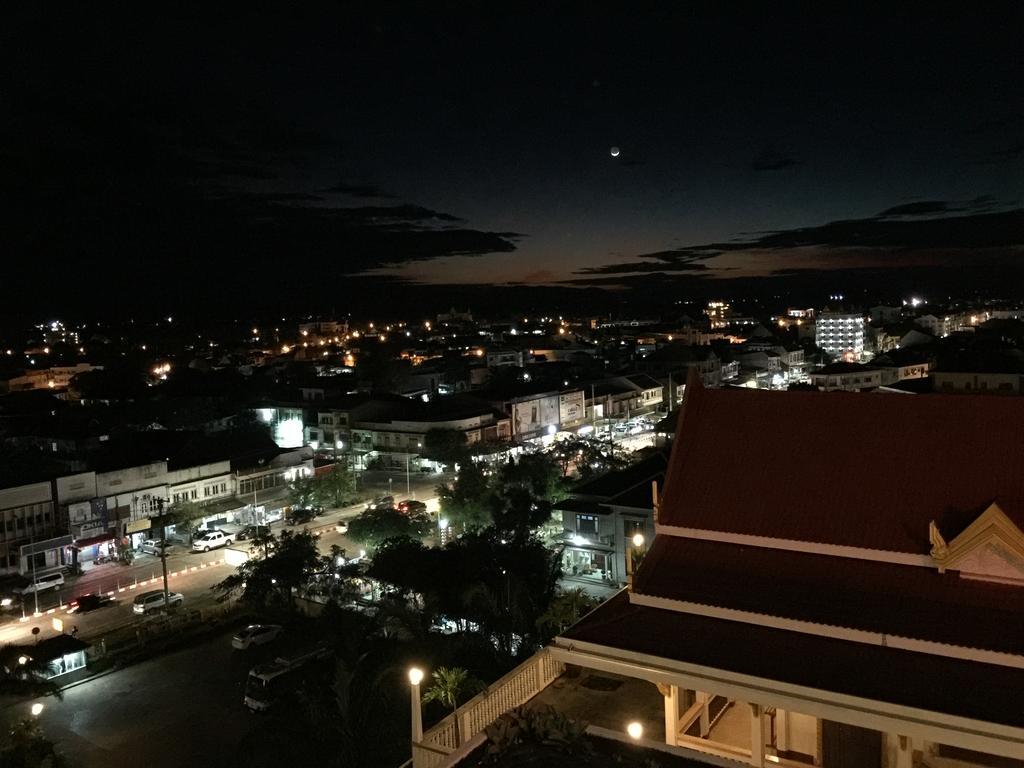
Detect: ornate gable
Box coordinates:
(930, 502, 1024, 585)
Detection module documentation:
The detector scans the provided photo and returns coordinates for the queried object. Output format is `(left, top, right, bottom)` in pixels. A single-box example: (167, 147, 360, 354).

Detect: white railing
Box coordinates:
(412, 648, 564, 768)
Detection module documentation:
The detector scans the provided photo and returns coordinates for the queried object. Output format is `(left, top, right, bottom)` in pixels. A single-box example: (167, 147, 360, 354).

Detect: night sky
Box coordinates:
(3, 4, 1022, 318)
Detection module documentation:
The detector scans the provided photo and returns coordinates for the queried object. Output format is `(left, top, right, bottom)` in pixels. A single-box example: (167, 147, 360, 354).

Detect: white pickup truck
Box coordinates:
(192, 530, 234, 552)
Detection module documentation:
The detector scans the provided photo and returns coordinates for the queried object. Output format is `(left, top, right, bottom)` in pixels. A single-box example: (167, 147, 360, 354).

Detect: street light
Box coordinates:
(626, 721, 643, 740)
(31, 703, 44, 717)
(406, 442, 424, 499)
(408, 667, 425, 745)
(632, 533, 645, 548)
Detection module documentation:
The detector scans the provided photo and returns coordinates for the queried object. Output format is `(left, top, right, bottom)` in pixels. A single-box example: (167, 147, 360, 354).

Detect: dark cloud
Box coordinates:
(323, 182, 397, 199)
(971, 140, 1024, 166)
(751, 148, 800, 172)
(569, 207, 1024, 283)
(878, 197, 1003, 218)
(575, 258, 711, 276)
(960, 113, 1024, 137)
(877, 201, 956, 217)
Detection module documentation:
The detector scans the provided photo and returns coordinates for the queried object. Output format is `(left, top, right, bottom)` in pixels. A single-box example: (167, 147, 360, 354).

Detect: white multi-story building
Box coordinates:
(0, 481, 70, 576)
(814, 312, 865, 361)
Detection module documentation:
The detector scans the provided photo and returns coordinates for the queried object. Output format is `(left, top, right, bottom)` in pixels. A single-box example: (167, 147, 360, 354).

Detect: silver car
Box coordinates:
(232, 624, 283, 650)
(132, 589, 183, 614)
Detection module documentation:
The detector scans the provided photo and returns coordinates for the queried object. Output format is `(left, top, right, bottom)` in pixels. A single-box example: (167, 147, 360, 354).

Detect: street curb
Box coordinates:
(57, 665, 121, 693)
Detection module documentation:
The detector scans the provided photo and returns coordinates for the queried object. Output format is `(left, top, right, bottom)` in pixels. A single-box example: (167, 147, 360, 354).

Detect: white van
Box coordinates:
(15, 572, 65, 595)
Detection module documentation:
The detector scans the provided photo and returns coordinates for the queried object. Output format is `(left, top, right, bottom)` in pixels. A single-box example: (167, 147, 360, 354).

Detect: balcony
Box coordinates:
(412, 649, 565, 767)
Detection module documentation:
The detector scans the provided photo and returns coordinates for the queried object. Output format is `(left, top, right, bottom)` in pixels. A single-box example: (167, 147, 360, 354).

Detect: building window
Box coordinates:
(576, 514, 598, 536)
(623, 519, 644, 540)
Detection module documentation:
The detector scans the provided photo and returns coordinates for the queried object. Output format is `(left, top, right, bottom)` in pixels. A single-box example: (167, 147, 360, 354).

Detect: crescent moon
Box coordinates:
(610, 147, 620, 157)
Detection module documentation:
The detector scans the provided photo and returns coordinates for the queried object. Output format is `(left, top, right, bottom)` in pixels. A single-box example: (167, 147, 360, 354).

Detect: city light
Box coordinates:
(408, 667, 425, 686)
(31, 703, 44, 717)
(632, 533, 645, 548)
(626, 721, 643, 740)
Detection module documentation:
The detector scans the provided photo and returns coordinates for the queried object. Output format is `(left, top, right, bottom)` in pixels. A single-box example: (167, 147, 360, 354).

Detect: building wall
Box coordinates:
(815, 313, 866, 359)
(934, 372, 1022, 395)
(0, 481, 60, 575)
(779, 710, 818, 758)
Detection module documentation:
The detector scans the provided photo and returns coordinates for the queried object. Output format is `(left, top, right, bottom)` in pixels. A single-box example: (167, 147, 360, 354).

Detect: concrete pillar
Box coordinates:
(410, 680, 423, 768)
(748, 703, 765, 768)
(895, 735, 912, 768)
(698, 690, 710, 738)
(663, 684, 680, 746)
(775, 708, 789, 753)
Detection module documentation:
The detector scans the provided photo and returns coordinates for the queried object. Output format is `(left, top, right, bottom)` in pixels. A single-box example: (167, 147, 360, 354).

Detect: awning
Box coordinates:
(20, 535, 73, 556)
(73, 534, 116, 549)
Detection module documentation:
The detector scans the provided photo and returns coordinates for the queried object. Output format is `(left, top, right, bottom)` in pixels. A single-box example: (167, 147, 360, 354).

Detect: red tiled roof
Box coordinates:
(632, 536, 1024, 655)
(660, 371, 1024, 554)
(560, 591, 1024, 728)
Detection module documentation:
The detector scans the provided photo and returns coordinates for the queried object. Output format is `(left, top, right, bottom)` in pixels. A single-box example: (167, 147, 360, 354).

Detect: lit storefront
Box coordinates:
(72, 533, 118, 570)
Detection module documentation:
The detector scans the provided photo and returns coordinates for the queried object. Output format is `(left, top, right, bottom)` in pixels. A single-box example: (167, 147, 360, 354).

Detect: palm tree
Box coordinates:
(422, 666, 483, 746)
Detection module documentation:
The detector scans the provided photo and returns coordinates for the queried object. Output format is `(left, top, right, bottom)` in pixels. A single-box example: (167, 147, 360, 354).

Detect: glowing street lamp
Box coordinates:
(626, 721, 643, 740)
(409, 667, 425, 744)
(31, 703, 44, 717)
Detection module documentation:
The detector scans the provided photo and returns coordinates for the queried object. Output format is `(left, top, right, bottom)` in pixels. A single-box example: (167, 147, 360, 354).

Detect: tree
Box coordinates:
(369, 530, 564, 656)
(489, 453, 567, 543)
(213, 529, 324, 611)
(165, 500, 204, 540)
(536, 587, 599, 640)
(437, 460, 492, 532)
(550, 437, 629, 480)
(421, 667, 483, 746)
(421, 428, 469, 470)
(346, 508, 431, 551)
(288, 474, 318, 509)
(0, 718, 69, 768)
(315, 461, 357, 509)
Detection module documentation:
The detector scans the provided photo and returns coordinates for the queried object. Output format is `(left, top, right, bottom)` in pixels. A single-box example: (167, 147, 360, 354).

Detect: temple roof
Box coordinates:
(659, 371, 1024, 554)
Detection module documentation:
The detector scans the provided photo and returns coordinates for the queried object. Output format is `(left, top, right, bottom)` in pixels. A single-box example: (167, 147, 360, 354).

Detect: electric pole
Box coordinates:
(153, 497, 171, 606)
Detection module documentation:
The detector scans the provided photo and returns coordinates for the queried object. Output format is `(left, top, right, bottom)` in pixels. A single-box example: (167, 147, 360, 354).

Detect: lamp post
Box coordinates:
(406, 442, 422, 499)
(31, 702, 44, 717)
(627, 721, 643, 741)
(626, 533, 646, 586)
(408, 667, 425, 750)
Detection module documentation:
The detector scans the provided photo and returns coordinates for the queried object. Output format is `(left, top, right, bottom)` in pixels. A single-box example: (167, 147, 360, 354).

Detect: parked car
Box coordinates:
(286, 508, 318, 526)
(192, 530, 233, 552)
(14, 572, 65, 595)
(232, 623, 283, 650)
(397, 500, 427, 515)
(132, 589, 183, 614)
(335, 521, 349, 534)
(68, 592, 116, 614)
(140, 539, 174, 555)
(236, 525, 271, 541)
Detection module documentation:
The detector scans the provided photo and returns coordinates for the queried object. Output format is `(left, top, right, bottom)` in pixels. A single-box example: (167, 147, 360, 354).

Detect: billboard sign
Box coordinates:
(558, 390, 585, 427)
(512, 395, 559, 437)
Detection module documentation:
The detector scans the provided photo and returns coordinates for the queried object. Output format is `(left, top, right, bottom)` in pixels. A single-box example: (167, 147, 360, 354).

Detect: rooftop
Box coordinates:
(559, 591, 1024, 729)
(660, 373, 1024, 554)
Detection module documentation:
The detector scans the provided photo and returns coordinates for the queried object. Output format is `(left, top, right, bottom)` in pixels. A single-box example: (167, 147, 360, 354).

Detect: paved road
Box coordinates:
(0, 486, 442, 648)
(10, 628, 257, 768)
